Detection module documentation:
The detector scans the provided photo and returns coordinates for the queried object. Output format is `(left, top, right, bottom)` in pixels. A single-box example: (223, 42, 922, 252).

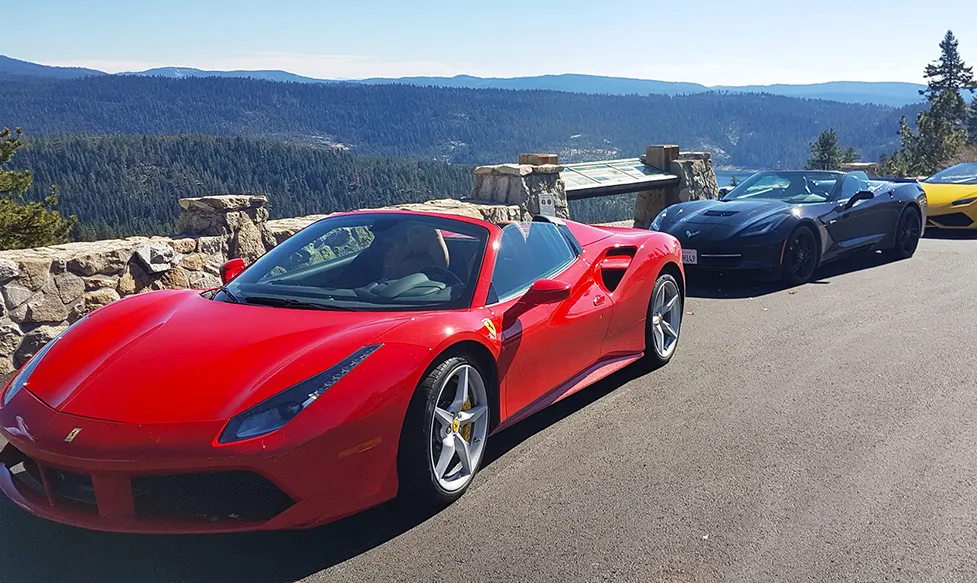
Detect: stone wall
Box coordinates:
(470, 158, 568, 219)
(634, 150, 720, 229)
(0, 196, 524, 374)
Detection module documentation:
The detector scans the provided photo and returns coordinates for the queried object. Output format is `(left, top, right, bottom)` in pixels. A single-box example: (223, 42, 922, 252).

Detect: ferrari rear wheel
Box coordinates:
(643, 273, 683, 367)
(885, 206, 921, 260)
(398, 354, 490, 507)
(781, 225, 818, 286)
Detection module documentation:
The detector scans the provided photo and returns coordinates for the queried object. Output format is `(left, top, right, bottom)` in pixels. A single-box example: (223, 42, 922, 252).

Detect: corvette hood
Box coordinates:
(660, 199, 791, 236)
(23, 290, 408, 424)
(921, 182, 977, 206)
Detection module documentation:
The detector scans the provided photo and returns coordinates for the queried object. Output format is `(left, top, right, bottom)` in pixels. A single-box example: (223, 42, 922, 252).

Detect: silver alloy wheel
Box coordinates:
(651, 279, 682, 359)
(430, 364, 489, 492)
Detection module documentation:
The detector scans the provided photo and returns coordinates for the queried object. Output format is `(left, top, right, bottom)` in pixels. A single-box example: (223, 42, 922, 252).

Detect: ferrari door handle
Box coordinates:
(594, 295, 606, 306)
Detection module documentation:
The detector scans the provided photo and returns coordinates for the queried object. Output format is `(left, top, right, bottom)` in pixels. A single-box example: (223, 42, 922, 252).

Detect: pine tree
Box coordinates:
(880, 31, 976, 176)
(0, 128, 76, 250)
(805, 129, 858, 170)
(922, 31, 976, 123)
(967, 97, 977, 145)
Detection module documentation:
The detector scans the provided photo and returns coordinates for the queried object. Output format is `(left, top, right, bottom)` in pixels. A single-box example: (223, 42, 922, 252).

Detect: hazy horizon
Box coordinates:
(7, 0, 976, 86)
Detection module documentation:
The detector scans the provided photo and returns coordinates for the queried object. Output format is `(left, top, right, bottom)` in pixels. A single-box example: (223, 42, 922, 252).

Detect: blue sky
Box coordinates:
(5, 0, 976, 85)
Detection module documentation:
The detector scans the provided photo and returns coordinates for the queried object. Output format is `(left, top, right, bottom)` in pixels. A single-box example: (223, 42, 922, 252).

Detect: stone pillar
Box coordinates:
(668, 152, 720, 205)
(471, 154, 568, 219)
(633, 189, 667, 230)
(177, 195, 274, 262)
(633, 147, 720, 229)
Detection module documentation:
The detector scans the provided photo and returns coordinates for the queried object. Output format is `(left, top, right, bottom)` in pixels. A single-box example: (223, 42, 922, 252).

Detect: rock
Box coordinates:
(24, 282, 69, 323)
(231, 219, 266, 263)
(117, 260, 155, 295)
(8, 303, 27, 323)
(135, 243, 179, 274)
(178, 195, 267, 211)
(159, 267, 190, 289)
(84, 288, 121, 311)
(0, 258, 19, 284)
(84, 275, 118, 290)
(0, 323, 24, 359)
(68, 248, 130, 276)
(53, 272, 85, 304)
(196, 236, 228, 255)
(2, 284, 33, 310)
(17, 258, 52, 291)
(0, 358, 13, 375)
(169, 238, 198, 254)
(187, 270, 221, 290)
(179, 253, 209, 271)
(15, 325, 68, 368)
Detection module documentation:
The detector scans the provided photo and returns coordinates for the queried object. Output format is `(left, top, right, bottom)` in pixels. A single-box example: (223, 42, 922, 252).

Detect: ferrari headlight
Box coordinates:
(2, 316, 87, 407)
(952, 196, 977, 206)
(218, 344, 382, 444)
(650, 209, 668, 231)
(740, 215, 788, 236)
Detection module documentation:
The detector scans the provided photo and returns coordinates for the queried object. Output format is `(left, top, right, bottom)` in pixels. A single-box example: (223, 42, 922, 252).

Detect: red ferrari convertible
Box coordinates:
(0, 210, 684, 533)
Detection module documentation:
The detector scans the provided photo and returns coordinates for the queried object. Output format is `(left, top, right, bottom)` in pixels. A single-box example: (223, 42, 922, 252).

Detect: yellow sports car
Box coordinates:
(921, 163, 977, 229)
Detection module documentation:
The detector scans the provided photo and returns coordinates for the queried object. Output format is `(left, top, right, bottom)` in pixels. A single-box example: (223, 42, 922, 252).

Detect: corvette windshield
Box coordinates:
(723, 171, 841, 203)
(218, 214, 489, 311)
(923, 163, 977, 185)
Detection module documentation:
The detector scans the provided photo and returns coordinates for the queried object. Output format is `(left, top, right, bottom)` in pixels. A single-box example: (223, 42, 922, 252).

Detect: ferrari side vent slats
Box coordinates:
(599, 247, 637, 292)
(131, 471, 295, 522)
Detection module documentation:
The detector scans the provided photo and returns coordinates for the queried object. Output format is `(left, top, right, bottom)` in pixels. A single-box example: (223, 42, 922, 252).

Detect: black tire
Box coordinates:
(781, 225, 819, 286)
(641, 272, 683, 369)
(397, 354, 489, 508)
(884, 206, 921, 260)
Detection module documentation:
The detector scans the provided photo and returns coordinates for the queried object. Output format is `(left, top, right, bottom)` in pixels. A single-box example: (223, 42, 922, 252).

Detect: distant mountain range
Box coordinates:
(0, 55, 929, 107)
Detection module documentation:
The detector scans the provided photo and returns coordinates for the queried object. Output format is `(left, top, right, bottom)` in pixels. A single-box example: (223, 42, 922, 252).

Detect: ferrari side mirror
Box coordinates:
(520, 279, 571, 306)
(220, 258, 246, 284)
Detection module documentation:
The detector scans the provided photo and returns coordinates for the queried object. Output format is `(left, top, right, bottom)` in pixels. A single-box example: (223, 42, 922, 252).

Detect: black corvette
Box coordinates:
(650, 170, 928, 284)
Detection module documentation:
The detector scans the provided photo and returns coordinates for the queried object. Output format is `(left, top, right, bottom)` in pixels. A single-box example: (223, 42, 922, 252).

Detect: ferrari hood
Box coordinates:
(921, 182, 977, 206)
(23, 290, 408, 425)
(661, 199, 791, 232)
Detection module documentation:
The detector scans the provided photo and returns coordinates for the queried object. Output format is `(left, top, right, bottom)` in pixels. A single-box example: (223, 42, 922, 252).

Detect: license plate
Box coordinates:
(682, 249, 697, 265)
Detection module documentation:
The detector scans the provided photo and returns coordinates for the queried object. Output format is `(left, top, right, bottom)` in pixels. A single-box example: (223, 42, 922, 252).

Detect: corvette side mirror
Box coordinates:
(220, 258, 246, 284)
(844, 190, 874, 210)
(520, 279, 571, 306)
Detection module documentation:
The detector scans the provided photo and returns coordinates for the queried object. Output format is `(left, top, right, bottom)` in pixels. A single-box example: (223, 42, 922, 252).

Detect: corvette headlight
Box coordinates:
(650, 209, 668, 231)
(2, 316, 87, 407)
(740, 215, 788, 236)
(218, 344, 382, 444)
(952, 196, 977, 206)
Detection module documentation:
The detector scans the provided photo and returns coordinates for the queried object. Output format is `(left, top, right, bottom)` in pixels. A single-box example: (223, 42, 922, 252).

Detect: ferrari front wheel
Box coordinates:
(643, 273, 683, 367)
(398, 355, 490, 507)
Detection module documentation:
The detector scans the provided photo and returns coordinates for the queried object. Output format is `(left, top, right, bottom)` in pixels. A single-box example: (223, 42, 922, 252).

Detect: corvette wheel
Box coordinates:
(885, 206, 921, 260)
(398, 355, 490, 506)
(781, 226, 818, 285)
(644, 273, 683, 367)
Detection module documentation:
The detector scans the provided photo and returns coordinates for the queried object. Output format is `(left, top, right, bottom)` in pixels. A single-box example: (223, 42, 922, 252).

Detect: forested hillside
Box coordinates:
(13, 135, 474, 240)
(2, 75, 921, 168)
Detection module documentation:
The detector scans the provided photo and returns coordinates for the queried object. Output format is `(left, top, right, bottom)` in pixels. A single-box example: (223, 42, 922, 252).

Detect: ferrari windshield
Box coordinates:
(923, 163, 977, 185)
(723, 171, 842, 203)
(218, 213, 489, 311)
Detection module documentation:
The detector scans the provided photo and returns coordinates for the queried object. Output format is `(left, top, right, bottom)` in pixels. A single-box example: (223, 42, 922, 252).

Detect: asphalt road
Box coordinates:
(2, 232, 976, 583)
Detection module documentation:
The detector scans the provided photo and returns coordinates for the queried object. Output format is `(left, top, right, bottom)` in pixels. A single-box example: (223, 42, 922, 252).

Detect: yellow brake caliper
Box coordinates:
(460, 398, 473, 442)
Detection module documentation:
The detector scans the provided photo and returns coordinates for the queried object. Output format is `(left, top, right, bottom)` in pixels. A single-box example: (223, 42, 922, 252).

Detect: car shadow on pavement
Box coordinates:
(0, 364, 647, 583)
(685, 250, 911, 300)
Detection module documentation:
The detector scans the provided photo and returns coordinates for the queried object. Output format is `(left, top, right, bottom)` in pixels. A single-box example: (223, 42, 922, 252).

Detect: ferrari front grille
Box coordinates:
(45, 468, 98, 512)
(929, 212, 974, 227)
(131, 471, 295, 522)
